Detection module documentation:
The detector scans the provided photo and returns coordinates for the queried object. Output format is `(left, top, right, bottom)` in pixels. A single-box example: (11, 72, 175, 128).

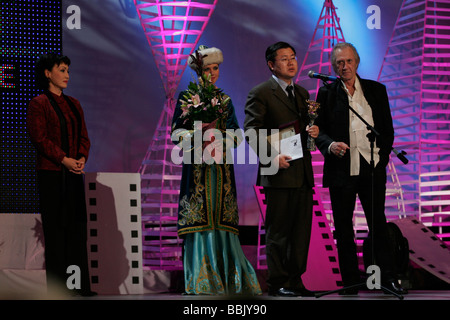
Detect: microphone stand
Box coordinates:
(315, 103, 403, 300)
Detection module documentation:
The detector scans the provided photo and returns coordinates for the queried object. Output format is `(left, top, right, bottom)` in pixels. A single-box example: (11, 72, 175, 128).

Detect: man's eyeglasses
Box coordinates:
(275, 56, 297, 64)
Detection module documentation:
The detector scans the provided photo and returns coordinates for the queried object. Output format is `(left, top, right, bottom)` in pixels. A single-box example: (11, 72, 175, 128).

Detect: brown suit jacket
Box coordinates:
(244, 77, 314, 188)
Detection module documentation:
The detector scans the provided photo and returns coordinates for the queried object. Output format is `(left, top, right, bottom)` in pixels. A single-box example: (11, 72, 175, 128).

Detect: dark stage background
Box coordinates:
(2, 0, 63, 213)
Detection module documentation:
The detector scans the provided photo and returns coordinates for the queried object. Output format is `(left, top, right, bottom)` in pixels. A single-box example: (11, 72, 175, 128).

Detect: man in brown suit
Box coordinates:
(244, 42, 318, 297)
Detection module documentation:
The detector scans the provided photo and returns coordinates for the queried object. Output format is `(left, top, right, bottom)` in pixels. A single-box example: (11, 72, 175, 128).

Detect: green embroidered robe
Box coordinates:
(171, 91, 242, 236)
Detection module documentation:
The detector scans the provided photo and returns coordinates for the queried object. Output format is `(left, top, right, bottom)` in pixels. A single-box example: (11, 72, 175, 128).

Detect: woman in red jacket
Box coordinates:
(27, 53, 94, 296)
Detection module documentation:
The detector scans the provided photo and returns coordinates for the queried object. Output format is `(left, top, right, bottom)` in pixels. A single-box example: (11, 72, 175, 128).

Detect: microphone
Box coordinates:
(308, 70, 338, 82)
(392, 148, 408, 164)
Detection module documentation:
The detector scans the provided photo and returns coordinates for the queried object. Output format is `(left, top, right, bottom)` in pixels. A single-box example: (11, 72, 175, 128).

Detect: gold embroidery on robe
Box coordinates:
(178, 164, 239, 236)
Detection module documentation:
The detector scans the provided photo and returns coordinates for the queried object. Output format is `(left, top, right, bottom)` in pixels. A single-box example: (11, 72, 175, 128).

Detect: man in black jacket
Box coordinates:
(315, 42, 406, 295)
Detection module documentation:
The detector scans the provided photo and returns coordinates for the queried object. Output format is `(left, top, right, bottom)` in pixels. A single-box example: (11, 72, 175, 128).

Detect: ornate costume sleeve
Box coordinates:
(225, 99, 242, 148)
(171, 91, 194, 144)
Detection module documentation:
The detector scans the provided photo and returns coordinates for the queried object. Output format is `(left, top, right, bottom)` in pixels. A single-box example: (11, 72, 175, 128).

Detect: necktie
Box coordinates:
(286, 85, 296, 108)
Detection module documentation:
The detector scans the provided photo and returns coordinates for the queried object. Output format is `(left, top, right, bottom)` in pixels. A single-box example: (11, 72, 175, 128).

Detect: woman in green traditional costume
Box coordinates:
(171, 46, 261, 295)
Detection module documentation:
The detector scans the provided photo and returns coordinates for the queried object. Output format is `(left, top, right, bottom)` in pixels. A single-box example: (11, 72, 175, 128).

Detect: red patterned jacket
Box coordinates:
(26, 92, 90, 171)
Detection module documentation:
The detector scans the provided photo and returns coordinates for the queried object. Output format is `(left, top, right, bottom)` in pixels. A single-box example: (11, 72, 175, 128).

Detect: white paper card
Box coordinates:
(280, 133, 303, 161)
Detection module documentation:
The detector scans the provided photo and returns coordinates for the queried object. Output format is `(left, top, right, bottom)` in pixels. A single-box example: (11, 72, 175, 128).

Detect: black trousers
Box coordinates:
(37, 170, 91, 294)
(263, 185, 313, 291)
(329, 156, 395, 286)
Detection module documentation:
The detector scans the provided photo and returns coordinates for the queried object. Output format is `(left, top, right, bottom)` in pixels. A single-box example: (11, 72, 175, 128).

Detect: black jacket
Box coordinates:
(315, 76, 394, 187)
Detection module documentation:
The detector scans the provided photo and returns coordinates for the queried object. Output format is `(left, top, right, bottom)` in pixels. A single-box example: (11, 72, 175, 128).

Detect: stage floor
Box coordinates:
(69, 290, 449, 300)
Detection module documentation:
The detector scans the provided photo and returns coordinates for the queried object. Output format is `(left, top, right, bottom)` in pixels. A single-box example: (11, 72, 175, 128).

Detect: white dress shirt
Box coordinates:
(342, 77, 380, 176)
(272, 74, 294, 98)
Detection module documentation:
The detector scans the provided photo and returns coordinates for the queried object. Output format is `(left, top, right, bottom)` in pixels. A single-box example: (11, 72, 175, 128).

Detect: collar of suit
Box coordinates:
(269, 76, 301, 115)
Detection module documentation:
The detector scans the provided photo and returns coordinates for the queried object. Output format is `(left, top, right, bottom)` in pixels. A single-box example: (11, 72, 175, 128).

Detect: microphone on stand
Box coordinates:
(308, 70, 338, 82)
(392, 148, 408, 164)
